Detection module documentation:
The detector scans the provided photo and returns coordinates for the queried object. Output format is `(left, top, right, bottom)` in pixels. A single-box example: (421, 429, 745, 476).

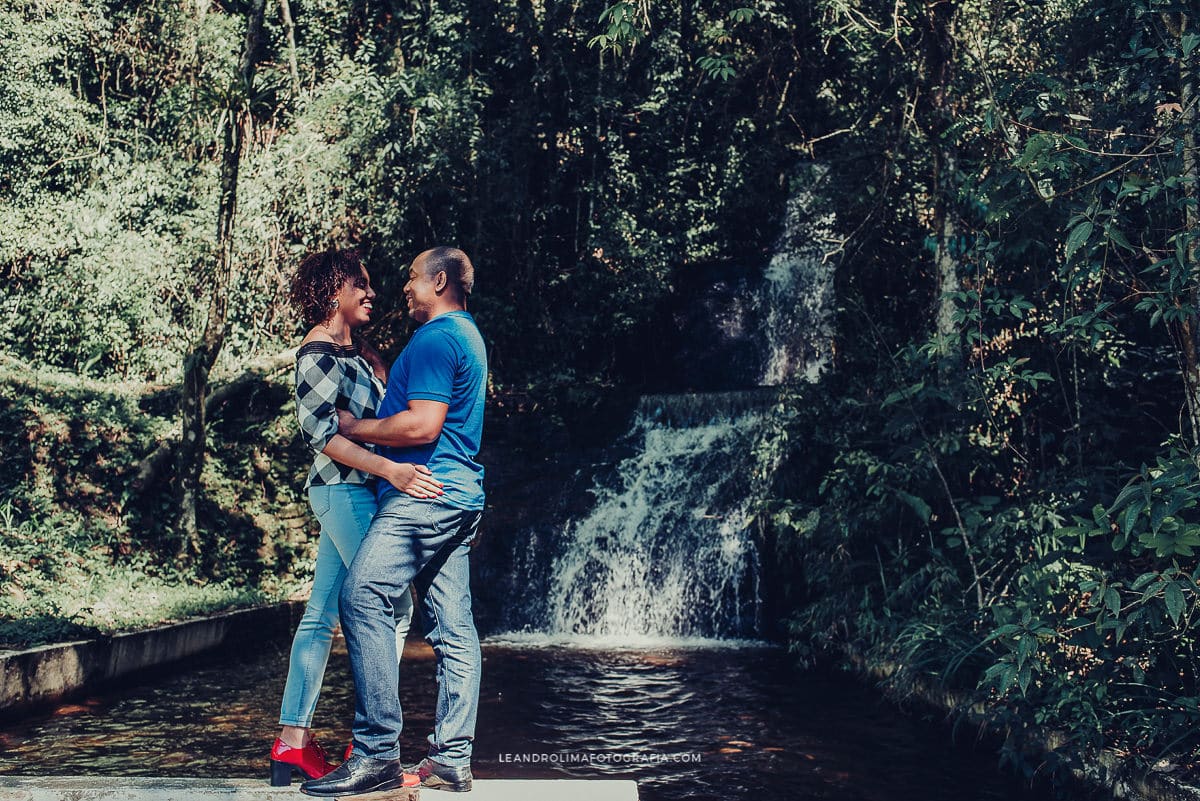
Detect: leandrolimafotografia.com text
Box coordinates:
(497, 752, 703, 765)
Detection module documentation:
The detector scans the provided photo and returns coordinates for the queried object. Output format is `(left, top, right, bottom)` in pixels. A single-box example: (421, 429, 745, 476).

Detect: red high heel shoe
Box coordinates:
(269, 737, 336, 786)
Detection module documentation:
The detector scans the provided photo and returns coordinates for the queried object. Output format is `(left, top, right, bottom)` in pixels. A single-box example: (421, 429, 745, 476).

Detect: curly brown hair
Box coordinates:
(289, 248, 364, 327)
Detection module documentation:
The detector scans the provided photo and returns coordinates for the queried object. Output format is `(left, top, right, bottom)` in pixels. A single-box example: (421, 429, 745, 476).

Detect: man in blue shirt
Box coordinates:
(301, 247, 487, 796)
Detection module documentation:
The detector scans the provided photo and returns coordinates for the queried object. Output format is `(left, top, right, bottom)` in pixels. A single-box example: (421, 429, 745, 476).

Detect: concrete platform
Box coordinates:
(0, 777, 639, 801)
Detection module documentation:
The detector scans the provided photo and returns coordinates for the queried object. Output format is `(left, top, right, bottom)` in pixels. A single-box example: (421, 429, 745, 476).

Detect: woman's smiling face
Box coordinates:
(333, 267, 376, 328)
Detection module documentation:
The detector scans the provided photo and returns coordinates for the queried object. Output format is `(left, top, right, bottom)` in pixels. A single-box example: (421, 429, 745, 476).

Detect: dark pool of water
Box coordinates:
(0, 636, 1053, 801)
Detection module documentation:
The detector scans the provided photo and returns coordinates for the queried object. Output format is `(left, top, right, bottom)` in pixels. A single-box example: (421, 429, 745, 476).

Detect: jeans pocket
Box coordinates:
(308, 486, 332, 518)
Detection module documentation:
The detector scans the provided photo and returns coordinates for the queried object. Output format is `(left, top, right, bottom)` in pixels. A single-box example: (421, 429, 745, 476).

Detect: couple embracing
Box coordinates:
(270, 246, 486, 795)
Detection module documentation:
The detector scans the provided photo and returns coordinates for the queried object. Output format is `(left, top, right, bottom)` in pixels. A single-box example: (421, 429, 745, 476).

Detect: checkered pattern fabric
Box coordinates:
(294, 341, 386, 489)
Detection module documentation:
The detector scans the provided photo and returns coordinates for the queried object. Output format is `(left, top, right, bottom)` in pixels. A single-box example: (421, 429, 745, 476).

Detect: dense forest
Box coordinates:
(3, 0, 1200, 783)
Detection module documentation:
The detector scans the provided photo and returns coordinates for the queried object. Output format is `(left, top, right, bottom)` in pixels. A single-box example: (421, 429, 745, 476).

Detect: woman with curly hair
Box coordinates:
(270, 248, 441, 785)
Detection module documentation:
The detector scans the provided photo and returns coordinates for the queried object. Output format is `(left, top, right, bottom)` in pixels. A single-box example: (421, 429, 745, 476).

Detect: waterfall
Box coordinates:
(760, 164, 837, 385)
(540, 394, 783, 641)
(495, 170, 834, 645)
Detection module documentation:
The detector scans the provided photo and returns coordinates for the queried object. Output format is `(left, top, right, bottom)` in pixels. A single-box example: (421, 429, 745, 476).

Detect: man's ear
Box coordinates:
(434, 271, 448, 292)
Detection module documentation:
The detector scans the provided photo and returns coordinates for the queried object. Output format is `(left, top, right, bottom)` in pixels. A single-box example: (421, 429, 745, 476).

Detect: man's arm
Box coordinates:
(337, 400, 449, 447)
(320, 434, 443, 497)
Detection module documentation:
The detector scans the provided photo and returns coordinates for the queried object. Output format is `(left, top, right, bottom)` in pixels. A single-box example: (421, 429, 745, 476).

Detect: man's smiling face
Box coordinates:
(403, 254, 441, 324)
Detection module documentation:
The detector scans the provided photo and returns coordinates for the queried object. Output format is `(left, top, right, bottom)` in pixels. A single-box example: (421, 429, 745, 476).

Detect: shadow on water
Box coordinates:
(0, 636, 1058, 801)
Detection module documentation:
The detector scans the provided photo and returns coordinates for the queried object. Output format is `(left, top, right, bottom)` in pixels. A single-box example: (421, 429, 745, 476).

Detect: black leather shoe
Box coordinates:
(299, 753, 411, 797)
(405, 757, 473, 792)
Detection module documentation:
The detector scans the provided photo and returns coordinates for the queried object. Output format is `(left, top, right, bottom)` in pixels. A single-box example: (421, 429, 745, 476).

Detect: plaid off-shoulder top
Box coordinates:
(294, 341, 386, 489)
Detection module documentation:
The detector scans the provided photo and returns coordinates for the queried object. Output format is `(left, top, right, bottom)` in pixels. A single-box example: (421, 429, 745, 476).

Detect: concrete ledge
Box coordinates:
(0, 603, 303, 718)
(0, 777, 639, 801)
(0, 777, 319, 800)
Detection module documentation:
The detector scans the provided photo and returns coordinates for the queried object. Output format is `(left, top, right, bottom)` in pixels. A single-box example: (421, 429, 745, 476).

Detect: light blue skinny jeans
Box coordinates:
(278, 482, 414, 727)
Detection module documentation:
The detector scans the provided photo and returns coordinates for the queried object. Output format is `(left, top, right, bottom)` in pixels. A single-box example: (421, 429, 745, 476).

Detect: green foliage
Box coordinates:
(0, 0, 798, 394)
(0, 489, 269, 648)
(1091, 454, 1200, 558)
(0, 0, 806, 652)
(0, 1, 100, 198)
(770, 0, 1200, 778)
(5, 0, 1200, 780)
(0, 360, 313, 647)
(590, 1, 648, 55)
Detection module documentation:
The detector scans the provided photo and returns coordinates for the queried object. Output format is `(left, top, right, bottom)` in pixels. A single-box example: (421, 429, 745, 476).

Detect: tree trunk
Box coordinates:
(933, 148, 961, 363)
(920, 0, 981, 608)
(278, 0, 302, 95)
(1172, 13, 1200, 446)
(136, 348, 296, 494)
(173, 0, 267, 560)
(926, 0, 962, 369)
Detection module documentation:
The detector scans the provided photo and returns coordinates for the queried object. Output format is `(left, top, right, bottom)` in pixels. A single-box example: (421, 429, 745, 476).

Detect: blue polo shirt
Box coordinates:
(376, 311, 487, 510)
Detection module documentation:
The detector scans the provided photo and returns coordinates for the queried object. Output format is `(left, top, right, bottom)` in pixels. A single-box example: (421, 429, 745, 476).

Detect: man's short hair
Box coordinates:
(422, 246, 474, 297)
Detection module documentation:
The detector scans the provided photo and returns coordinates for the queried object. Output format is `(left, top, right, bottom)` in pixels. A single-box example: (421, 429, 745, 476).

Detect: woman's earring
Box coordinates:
(332, 299, 340, 309)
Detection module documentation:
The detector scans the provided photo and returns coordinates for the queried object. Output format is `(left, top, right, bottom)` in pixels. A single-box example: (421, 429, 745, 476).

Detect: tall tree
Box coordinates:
(1163, 10, 1200, 444)
(174, 0, 267, 557)
(924, 0, 963, 368)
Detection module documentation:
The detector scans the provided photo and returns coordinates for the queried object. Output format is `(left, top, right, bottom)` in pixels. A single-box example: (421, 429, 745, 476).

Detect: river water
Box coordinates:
(0, 635, 1050, 801)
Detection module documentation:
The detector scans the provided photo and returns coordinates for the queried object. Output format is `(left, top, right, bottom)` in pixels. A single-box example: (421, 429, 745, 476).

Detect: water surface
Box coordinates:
(0, 637, 1050, 801)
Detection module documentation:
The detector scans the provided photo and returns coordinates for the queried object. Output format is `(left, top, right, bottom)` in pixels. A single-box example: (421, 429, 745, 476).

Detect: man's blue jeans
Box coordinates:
(339, 492, 482, 767)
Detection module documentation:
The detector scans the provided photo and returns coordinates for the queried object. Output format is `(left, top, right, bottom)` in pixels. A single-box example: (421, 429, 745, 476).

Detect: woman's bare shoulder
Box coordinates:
(299, 328, 336, 347)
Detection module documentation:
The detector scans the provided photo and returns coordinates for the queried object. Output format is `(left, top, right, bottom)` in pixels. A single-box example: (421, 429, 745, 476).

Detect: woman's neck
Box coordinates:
(320, 315, 354, 346)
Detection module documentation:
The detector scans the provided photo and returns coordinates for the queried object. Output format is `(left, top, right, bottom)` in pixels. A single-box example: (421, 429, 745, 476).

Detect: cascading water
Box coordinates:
(499, 167, 836, 644)
(760, 164, 837, 385)
(542, 393, 782, 641)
